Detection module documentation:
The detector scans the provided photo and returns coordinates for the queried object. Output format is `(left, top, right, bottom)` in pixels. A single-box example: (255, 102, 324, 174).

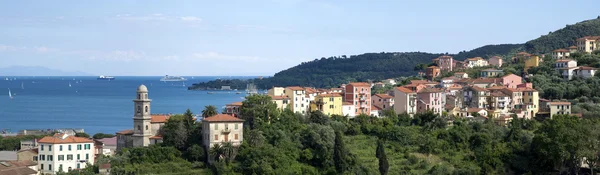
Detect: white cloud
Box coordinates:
(192, 52, 262, 62)
(162, 55, 179, 61)
(88, 50, 146, 62)
(180, 16, 201, 22)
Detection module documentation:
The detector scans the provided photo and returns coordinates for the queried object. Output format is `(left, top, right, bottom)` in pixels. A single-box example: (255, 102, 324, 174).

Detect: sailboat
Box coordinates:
(8, 88, 13, 99)
(21, 82, 24, 89)
(183, 82, 186, 87)
(69, 82, 72, 87)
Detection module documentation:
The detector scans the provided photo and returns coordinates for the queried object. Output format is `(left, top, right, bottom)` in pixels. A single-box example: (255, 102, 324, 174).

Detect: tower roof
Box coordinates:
(137, 84, 148, 92)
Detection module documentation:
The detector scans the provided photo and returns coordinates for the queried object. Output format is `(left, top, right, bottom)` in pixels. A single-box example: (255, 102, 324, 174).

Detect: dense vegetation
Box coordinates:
(525, 17, 600, 54)
(453, 44, 524, 61)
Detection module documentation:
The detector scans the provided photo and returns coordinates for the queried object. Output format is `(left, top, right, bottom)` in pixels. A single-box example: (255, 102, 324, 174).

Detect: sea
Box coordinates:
(0, 76, 258, 135)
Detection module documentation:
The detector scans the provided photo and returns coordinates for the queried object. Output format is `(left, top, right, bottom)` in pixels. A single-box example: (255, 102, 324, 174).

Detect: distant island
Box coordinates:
(188, 17, 600, 89)
(0, 65, 91, 76)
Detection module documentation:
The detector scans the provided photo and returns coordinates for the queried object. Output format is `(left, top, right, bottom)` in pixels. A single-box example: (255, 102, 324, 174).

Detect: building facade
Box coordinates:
(37, 133, 95, 175)
(394, 87, 417, 115)
(310, 93, 343, 116)
(488, 56, 503, 68)
(433, 55, 454, 72)
(426, 66, 441, 80)
(480, 69, 504, 78)
(345, 82, 372, 115)
(552, 49, 570, 59)
(576, 36, 600, 53)
(285, 86, 309, 114)
(202, 114, 244, 162)
(372, 94, 394, 110)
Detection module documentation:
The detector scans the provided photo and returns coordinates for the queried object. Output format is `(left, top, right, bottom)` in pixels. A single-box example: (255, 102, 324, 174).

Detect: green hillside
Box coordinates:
(190, 17, 600, 89)
(525, 17, 600, 53)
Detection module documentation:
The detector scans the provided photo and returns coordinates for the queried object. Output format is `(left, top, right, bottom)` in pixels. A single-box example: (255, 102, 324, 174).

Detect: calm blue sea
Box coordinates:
(0, 76, 257, 135)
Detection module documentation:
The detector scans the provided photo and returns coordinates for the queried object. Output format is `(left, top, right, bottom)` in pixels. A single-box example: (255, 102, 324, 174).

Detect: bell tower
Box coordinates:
(132, 84, 152, 147)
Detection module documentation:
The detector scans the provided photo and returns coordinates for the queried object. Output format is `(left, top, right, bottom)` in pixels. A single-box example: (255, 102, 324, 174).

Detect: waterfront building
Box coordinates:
(202, 114, 244, 163)
(37, 133, 95, 174)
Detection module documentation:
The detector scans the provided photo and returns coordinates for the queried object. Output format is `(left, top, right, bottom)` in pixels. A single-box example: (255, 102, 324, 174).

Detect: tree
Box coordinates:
(376, 139, 389, 175)
(92, 133, 115, 139)
(161, 115, 189, 150)
(183, 109, 195, 130)
(202, 105, 218, 118)
(240, 95, 280, 129)
(333, 131, 351, 173)
(75, 133, 90, 138)
(185, 144, 205, 162)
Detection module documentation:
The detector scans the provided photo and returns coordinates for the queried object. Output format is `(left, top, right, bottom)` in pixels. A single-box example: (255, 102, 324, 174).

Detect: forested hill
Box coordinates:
(189, 17, 600, 89)
(525, 17, 600, 53)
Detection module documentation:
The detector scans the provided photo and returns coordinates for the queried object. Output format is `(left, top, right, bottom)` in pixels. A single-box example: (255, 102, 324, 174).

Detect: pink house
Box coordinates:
(416, 88, 444, 115)
(345, 82, 372, 115)
(501, 74, 522, 88)
(433, 55, 454, 72)
(372, 94, 394, 110)
(489, 56, 503, 68)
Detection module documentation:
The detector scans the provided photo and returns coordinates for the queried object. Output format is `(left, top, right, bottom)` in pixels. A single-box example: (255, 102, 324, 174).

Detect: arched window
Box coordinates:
(145, 125, 148, 130)
(137, 125, 141, 131)
(137, 106, 141, 113)
(138, 94, 141, 99)
(145, 106, 148, 113)
(145, 94, 148, 99)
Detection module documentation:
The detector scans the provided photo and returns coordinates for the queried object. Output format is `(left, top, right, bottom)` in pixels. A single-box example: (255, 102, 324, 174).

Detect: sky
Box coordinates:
(0, 0, 599, 76)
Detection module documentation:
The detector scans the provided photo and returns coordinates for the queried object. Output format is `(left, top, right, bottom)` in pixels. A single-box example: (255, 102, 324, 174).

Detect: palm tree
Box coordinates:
(202, 105, 218, 118)
(209, 143, 224, 162)
(221, 142, 236, 165)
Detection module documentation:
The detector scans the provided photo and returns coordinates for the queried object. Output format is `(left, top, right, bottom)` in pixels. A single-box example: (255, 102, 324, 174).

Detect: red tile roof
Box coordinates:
(373, 94, 393, 99)
(269, 95, 289, 100)
(471, 86, 489, 92)
(149, 135, 163, 139)
(396, 87, 414, 93)
(418, 87, 443, 93)
(371, 105, 382, 111)
(568, 46, 577, 49)
(576, 36, 600, 41)
(467, 108, 485, 113)
(578, 66, 598, 70)
(151, 114, 171, 123)
(202, 114, 244, 122)
(38, 133, 93, 144)
(116, 129, 134, 135)
(16, 148, 38, 154)
(286, 86, 304, 91)
(348, 82, 371, 87)
(305, 88, 317, 94)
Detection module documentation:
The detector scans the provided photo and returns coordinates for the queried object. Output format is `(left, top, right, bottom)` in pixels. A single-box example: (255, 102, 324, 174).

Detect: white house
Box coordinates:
(202, 114, 244, 162)
(554, 59, 577, 70)
(573, 66, 598, 79)
(552, 49, 570, 59)
(37, 133, 95, 175)
(285, 86, 309, 114)
(382, 79, 396, 85)
(342, 102, 356, 118)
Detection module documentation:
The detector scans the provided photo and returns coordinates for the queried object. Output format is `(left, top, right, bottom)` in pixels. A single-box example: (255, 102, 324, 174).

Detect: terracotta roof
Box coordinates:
(516, 87, 537, 92)
(467, 108, 485, 113)
(555, 59, 575, 63)
(548, 102, 571, 105)
(305, 88, 317, 94)
(432, 58, 440, 61)
(96, 137, 117, 146)
(539, 98, 551, 102)
(151, 114, 171, 123)
(396, 87, 414, 93)
(227, 102, 243, 106)
(348, 82, 371, 87)
(568, 46, 577, 49)
(448, 85, 463, 90)
(559, 67, 579, 70)
(286, 86, 304, 91)
(202, 114, 244, 122)
(471, 86, 489, 92)
(0, 160, 38, 175)
(490, 91, 509, 97)
(373, 94, 393, 99)
(578, 66, 598, 70)
(487, 85, 506, 90)
(552, 49, 569, 52)
(38, 133, 93, 144)
(269, 95, 289, 100)
(418, 87, 443, 93)
(149, 135, 163, 139)
(371, 105, 382, 110)
(342, 102, 353, 105)
(116, 129, 134, 135)
(16, 148, 38, 154)
(1, 160, 36, 167)
(502, 73, 520, 79)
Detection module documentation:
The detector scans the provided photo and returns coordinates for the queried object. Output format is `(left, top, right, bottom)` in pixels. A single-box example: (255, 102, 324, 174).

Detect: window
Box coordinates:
(33, 156, 38, 161)
(557, 106, 559, 109)
(60, 145, 63, 151)
(138, 94, 141, 99)
(41, 145, 44, 151)
(235, 124, 238, 130)
(77, 164, 80, 169)
(235, 134, 239, 140)
(215, 124, 218, 130)
(68, 145, 71, 151)
(77, 154, 80, 160)
(40, 155, 45, 161)
(59, 164, 63, 171)
(145, 94, 148, 99)
(137, 125, 141, 131)
(330, 105, 334, 109)
(145, 106, 148, 113)
(330, 97, 334, 101)
(41, 164, 44, 170)
(49, 145, 52, 151)
(77, 144, 81, 150)
(214, 135, 219, 140)
(48, 155, 53, 161)
(85, 154, 89, 160)
(67, 154, 73, 160)
(146, 125, 148, 130)
(137, 106, 141, 113)
(58, 155, 64, 161)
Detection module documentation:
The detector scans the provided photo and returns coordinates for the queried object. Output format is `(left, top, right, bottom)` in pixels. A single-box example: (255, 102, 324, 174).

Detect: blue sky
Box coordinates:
(0, 0, 598, 76)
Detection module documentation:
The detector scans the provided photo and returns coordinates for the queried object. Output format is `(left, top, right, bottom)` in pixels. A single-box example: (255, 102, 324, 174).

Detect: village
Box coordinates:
(1, 36, 599, 175)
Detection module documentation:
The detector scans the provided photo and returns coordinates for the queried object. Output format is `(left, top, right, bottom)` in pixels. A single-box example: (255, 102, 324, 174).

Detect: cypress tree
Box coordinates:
(376, 139, 389, 175)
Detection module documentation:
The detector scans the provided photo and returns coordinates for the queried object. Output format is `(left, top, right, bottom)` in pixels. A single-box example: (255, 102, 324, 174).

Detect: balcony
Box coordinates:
(359, 97, 366, 101)
(359, 91, 367, 95)
(360, 104, 368, 108)
(221, 128, 231, 134)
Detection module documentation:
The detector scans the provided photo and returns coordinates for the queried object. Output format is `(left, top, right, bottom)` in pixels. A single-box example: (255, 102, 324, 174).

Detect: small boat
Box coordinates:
(236, 92, 241, 94)
(8, 88, 13, 99)
(207, 92, 215, 94)
(69, 82, 72, 87)
(21, 82, 24, 89)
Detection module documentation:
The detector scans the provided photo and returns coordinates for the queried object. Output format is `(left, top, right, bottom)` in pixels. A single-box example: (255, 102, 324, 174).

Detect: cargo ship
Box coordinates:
(97, 75, 115, 80)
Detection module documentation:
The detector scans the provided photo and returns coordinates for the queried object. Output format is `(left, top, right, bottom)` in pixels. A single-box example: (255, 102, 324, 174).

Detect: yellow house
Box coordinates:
(521, 88, 539, 119)
(524, 55, 540, 72)
(310, 93, 343, 116)
(268, 95, 289, 111)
